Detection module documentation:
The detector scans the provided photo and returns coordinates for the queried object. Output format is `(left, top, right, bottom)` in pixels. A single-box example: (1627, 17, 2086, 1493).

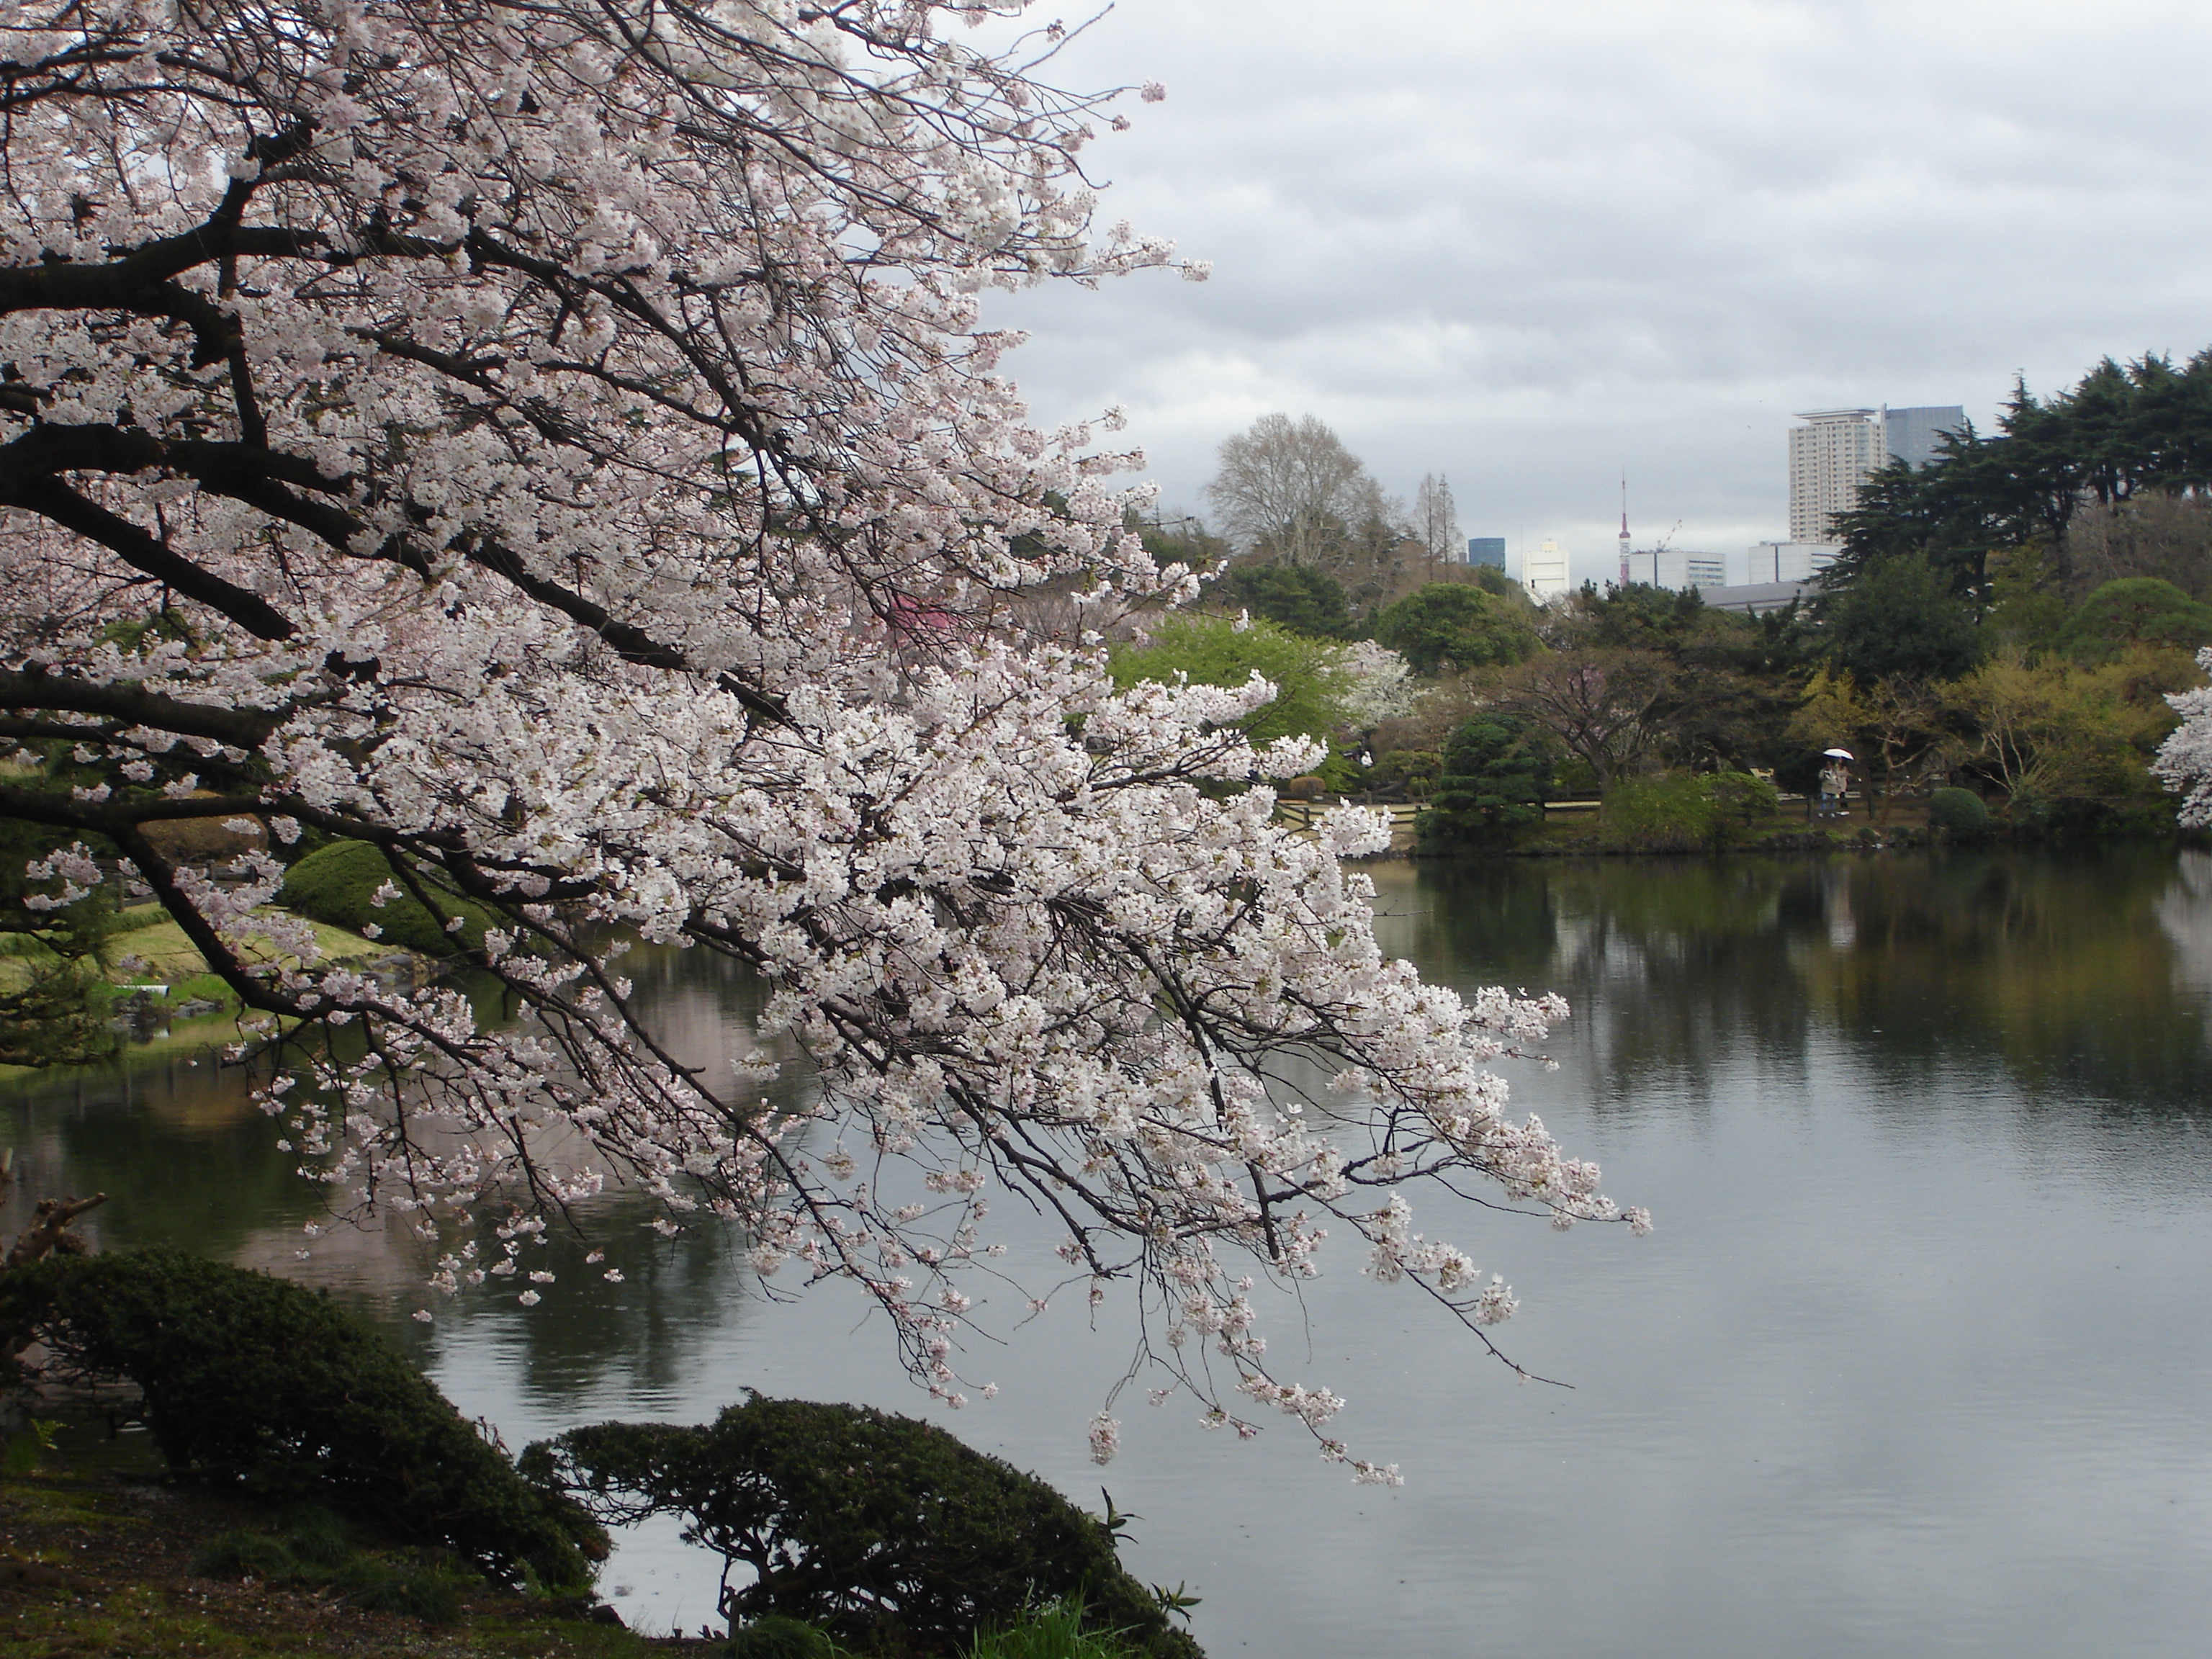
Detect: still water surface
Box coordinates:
(6, 848, 2212, 1658)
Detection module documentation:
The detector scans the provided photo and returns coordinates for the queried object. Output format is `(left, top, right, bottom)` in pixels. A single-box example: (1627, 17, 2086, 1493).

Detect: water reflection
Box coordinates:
(1373, 848, 2212, 1117)
(5, 847, 2212, 1656)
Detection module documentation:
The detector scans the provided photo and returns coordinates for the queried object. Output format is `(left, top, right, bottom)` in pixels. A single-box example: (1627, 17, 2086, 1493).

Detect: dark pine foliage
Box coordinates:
(526, 1395, 1202, 1659)
(0, 1249, 605, 1588)
(1831, 349, 2212, 598)
(1417, 714, 1555, 853)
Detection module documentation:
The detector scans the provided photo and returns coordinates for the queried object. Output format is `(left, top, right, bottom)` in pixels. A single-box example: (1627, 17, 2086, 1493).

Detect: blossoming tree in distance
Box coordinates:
(2155, 649, 2212, 825)
(0, 0, 1644, 1479)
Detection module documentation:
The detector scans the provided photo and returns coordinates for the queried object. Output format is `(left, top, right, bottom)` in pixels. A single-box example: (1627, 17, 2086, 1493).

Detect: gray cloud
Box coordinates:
(981, 0, 2212, 581)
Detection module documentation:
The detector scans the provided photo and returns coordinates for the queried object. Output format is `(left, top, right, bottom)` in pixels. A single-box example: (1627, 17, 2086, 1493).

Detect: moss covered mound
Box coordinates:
(277, 839, 495, 957)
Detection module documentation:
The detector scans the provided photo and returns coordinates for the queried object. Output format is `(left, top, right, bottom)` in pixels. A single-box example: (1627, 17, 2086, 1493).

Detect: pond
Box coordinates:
(6, 846, 2211, 1658)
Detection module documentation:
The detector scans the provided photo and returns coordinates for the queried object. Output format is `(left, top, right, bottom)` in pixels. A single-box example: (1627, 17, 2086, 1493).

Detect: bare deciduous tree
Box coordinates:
(1205, 414, 1384, 568)
(1415, 472, 1462, 578)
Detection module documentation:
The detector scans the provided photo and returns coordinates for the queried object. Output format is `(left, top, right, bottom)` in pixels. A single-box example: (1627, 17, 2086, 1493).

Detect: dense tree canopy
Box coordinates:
(0, 0, 1640, 1471)
(1373, 583, 1539, 676)
(2056, 579, 2212, 663)
(1834, 349, 2212, 598)
(1816, 554, 1986, 685)
(1108, 615, 1356, 750)
(1213, 564, 1358, 640)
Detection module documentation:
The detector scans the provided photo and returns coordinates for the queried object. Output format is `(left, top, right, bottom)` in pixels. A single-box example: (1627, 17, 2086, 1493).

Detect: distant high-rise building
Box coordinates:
(1789, 403, 1965, 541)
(1465, 536, 1506, 568)
(1747, 541, 1840, 584)
(1789, 409, 1884, 543)
(1883, 405, 1966, 471)
(1521, 538, 1570, 601)
(1634, 549, 1725, 592)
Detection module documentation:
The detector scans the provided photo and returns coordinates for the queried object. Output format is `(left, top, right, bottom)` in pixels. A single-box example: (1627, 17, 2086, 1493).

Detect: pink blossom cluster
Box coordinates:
(0, 0, 1642, 1473)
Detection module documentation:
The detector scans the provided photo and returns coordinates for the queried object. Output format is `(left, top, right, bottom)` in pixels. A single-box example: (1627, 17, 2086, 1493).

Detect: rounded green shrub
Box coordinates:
(276, 838, 495, 956)
(526, 1395, 1202, 1659)
(1599, 775, 1718, 850)
(1928, 786, 1991, 837)
(0, 1249, 603, 1588)
(725, 1614, 837, 1659)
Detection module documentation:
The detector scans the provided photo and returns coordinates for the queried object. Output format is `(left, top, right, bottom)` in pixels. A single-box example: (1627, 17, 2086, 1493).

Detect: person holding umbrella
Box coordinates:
(1818, 748, 1854, 819)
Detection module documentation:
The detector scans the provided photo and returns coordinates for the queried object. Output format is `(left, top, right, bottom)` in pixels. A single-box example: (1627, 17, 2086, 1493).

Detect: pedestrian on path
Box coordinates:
(1818, 747, 1854, 819)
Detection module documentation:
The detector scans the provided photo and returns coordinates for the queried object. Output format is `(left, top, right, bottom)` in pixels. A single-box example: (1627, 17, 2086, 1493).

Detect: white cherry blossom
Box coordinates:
(0, 0, 1641, 1471)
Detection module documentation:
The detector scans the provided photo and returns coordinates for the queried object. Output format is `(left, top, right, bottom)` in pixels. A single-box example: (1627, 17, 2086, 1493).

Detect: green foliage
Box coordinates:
(727, 1614, 842, 1659)
(1123, 509, 1230, 575)
(4, 1416, 63, 1473)
(1213, 565, 1357, 639)
(1418, 716, 1552, 853)
(1109, 615, 1352, 750)
(1469, 564, 1526, 602)
(1817, 554, 1985, 685)
(526, 1396, 1202, 1659)
(1941, 649, 2188, 814)
(276, 838, 495, 956)
(1369, 748, 1442, 796)
(1572, 582, 1717, 647)
(1833, 349, 2212, 600)
(0, 788, 123, 1067)
(1705, 770, 1780, 830)
(1599, 775, 1720, 850)
(1372, 583, 1539, 676)
(1928, 787, 1992, 836)
(1596, 771, 1778, 850)
(0, 1249, 604, 1588)
(2056, 578, 2212, 662)
(966, 1599, 1143, 1659)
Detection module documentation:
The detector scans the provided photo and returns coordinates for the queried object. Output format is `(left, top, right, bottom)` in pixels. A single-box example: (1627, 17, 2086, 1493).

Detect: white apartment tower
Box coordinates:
(1788, 408, 1884, 542)
(1521, 538, 1571, 601)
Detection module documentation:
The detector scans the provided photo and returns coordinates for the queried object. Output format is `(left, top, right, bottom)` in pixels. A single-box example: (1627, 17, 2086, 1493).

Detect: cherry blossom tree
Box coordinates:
(2154, 648, 2212, 823)
(0, 0, 1642, 1478)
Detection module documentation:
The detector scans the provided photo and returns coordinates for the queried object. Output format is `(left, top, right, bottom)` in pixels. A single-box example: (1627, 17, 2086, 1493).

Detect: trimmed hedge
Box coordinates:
(1928, 786, 1992, 837)
(0, 1249, 603, 1587)
(276, 838, 495, 957)
(525, 1395, 1202, 1659)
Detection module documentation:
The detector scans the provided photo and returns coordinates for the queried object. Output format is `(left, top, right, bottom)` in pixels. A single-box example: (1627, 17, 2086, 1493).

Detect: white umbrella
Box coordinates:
(1823, 748, 1855, 760)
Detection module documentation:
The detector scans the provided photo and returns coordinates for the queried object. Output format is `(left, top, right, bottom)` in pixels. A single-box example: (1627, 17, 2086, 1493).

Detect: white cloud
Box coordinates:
(983, 0, 2212, 583)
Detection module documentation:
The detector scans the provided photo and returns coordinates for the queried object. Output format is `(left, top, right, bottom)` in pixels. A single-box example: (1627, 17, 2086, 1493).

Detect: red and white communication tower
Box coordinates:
(1619, 473, 1632, 586)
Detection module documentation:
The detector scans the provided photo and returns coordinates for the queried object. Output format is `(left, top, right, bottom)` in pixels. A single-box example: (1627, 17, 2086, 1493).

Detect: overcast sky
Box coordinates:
(979, 0, 2212, 585)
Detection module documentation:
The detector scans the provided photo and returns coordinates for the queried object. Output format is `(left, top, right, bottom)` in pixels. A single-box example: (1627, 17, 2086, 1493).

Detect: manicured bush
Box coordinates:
(526, 1395, 1202, 1659)
(276, 838, 495, 956)
(0, 1249, 603, 1588)
(1417, 715, 1551, 853)
(1598, 774, 1718, 850)
(1370, 748, 1442, 797)
(1704, 770, 1779, 830)
(1928, 786, 1992, 837)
